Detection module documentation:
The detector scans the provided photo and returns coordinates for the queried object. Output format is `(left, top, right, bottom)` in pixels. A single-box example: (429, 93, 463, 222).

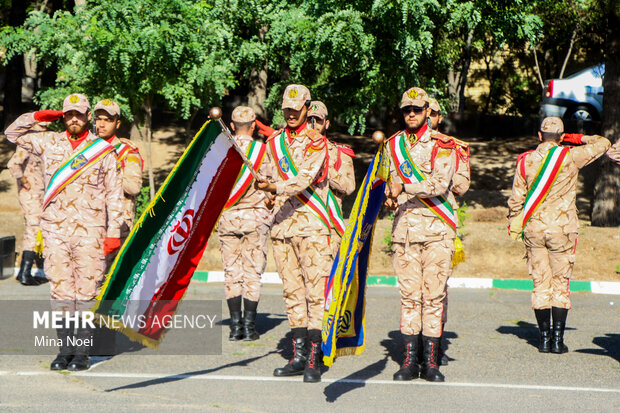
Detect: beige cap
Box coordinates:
(63, 93, 90, 114)
(308, 101, 328, 120)
(281, 84, 311, 110)
(540, 117, 564, 133)
(429, 98, 441, 113)
(94, 99, 121, 117)
(400, 87, 429, 108)
(231, 106, 256, 123)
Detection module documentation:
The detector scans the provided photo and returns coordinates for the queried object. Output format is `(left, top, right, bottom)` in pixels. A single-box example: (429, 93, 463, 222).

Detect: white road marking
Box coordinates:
(5, 371, 620, 393)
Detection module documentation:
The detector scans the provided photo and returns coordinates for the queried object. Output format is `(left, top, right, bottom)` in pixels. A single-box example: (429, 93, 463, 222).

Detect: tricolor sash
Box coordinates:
(269, 130, 331, 231)
(224, 139, 266, 210)
(389, 132, 457, 232)
(510, 146, 570, 239)
(42, 138, 115, 209)
(327, 190, 345, 237)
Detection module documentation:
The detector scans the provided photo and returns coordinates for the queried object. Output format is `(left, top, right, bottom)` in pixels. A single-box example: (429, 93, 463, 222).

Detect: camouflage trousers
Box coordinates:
(42, 230, 105, 312)
(219, 225, 269, 302)
(392, 238, 454, 338)
(17, 186, 42, 251)
(524, 231, 576, 310)
(272, 235, 332, 330)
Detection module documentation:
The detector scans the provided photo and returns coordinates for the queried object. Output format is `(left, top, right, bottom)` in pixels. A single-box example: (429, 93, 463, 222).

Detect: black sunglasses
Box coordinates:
(401, 106, 426, 115)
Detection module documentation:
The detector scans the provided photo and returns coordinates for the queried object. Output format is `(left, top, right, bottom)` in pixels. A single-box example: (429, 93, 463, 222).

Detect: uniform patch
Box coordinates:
(288, 89, 298, 98)
(407, 89, 418, 99)
(399, 160, 413, 178)
(69, 95, 80, 103)
(436, 149, 451, 158)
(70, 154, 88, 170)
(101, 99, 112, 106)
(279, 157, 290, 173)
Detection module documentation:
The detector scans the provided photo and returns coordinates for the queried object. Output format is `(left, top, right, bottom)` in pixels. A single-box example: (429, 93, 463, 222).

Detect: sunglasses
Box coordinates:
(401, 106, 426, 115)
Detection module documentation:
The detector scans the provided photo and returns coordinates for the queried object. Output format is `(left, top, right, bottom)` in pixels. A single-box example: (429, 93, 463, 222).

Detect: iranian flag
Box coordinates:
(93, 120, 242, 347)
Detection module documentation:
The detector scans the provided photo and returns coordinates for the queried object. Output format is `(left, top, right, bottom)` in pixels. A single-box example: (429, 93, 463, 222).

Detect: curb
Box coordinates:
(193, 271, 620, 296)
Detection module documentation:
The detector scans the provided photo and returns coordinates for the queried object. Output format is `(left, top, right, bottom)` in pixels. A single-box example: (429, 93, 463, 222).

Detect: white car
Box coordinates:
(539, 64, 604, 121)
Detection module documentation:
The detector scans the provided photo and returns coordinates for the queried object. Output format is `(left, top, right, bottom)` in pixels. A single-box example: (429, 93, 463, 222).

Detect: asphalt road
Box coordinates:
(0, 279, 618, 412)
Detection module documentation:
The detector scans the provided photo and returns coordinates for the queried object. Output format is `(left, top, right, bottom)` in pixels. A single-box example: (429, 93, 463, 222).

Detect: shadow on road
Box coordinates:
(219, 312, 287, 337)
(496, 321, 576, 350)
(105, 350, 278, 392)
(323, 356, 388, 403)
(575, 333, 620, 364)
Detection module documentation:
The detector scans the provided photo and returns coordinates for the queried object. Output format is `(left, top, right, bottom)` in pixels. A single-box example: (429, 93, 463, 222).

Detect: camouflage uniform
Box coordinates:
(268, 123, 332, 331)
(386, 89, 457, 339)
(5, 108, 123, 312)
(7, 146, 44, 252)
(218, 131, 272, 302)
(508, 126, 610, 310)
(106, 136, 143, 240)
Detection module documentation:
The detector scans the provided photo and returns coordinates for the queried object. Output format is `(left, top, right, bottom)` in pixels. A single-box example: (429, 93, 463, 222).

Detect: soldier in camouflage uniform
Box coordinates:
(385, 87, 457, 382)
(5, 94, 124, 372)
(218, 106, 271, 342)
(308, 101, 356, 256)
(255, 85, 331, 383)
(427, 97, 471, 366)
(508, 117, 610, 355)
(94, 99, 143, 244)
(8, 144, 46, 285)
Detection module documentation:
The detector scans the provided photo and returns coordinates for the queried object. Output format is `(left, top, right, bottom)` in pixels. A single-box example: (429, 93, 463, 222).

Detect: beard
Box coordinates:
(66, 122, 86, 135)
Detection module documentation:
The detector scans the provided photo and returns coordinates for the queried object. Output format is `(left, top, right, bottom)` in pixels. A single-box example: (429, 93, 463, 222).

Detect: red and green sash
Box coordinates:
(521, 145, 570, 228)
(224, 139, 266, 210)
(269, 130, 331, 231)
(327, 190, 345, 236)
(42, 138, 115, 209)
(390, 132, 457, 232)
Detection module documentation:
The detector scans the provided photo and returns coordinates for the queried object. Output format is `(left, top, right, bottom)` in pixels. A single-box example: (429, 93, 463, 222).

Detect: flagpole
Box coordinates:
(209, 107, 262, 180)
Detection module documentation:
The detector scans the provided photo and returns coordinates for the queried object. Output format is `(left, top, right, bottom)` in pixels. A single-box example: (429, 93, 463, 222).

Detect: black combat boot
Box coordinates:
(67, 327, 93, 371)
(534, 308, 552, 353)
(551, 307, 569, 354)
(420, 335, 445, 382)
(227, 296, 243, 341)
(303, 330, 322, 383)
(274, 329, 308, 377)
(33, 254, 48, 284)
(393, 334, 419, 381)
(50, 321, 74, 371)
(242, 298, 259, 341)
(16, 251, 40, 286)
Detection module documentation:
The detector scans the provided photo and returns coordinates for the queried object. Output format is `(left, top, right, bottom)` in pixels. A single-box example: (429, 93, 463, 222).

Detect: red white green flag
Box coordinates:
(93, 120, 242, 347)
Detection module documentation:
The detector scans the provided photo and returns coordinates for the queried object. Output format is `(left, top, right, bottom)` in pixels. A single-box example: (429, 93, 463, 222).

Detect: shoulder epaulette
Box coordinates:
(430, 130, 455, 143)
(385, 131, 401, 143)
(452, 137, 469, 148)
(517, 150, 533, 178)
(119, 138, 140, 152)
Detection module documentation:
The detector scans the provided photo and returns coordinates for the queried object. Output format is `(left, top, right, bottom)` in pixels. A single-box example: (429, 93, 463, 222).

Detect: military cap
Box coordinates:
(63, 94, 90, 114)
(282, 84, 311, 110)
(308, 101, 328, 120)
(540, 117, 564, 134)
(400, 87, 429, 108)
(231, 106, 256, 123)
(94, 99, 121, 117)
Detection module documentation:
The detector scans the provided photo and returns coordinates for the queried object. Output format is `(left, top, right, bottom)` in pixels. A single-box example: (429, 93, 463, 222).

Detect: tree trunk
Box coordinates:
(558, 27, 578, 79)
(2, 0, 27, 128)
(532, 45, 545, 90)
(136, 96, 155, 200)
(591, 2, 620, 227)
(247, 27, 268, 119)
(458, 30, 474, 113)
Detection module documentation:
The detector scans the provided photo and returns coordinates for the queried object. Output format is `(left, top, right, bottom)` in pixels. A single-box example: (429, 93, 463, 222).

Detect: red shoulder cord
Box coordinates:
(517, 151, 532, 179)
(334, 145, 356, 171)
(305, 135, 328, 183)
(430, 138, 456, 170)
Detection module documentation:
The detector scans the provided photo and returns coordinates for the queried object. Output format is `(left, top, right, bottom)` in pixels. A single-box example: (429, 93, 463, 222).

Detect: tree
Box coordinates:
(1, 0, 238, 198)
(591, 0, 620, 227)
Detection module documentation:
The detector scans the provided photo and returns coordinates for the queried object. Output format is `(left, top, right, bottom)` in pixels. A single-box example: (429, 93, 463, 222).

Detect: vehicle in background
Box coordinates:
(539, 64, 604, 122)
